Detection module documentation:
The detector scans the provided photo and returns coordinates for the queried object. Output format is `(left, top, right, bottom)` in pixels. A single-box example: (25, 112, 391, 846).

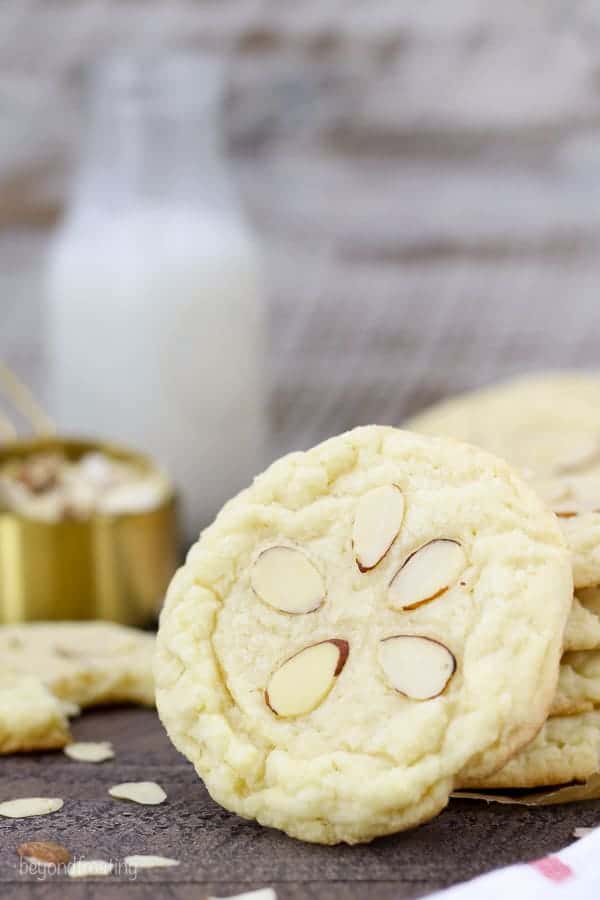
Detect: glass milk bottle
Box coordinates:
(46, 55, 267, 541)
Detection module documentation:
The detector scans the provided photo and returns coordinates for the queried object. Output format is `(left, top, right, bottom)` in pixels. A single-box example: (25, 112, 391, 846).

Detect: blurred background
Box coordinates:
(3, 0, 600, 539)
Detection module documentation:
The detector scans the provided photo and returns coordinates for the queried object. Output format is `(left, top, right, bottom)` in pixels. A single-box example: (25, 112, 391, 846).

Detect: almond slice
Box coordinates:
(554, 505, 578, 519)
(265, 639, 349, 717)
(68, 860, 113, 879)
(547, 475, 600, 517)
(208, 891, 277, 900)
(0, 798, 63, 818)
(251, 546, 325, 614)
(379, 635, 456, 700)
(388, 539, 466, 610)
(17, 841, 70, 866)
(64, 741, 114, 763)
(352, 484, 405, 572)
(124, 855, 180, 869)
(108, 781, 166, 805)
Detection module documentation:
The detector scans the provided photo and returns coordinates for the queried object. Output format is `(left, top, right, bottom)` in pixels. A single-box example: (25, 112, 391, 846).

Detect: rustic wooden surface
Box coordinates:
(0, 705, 598, 900)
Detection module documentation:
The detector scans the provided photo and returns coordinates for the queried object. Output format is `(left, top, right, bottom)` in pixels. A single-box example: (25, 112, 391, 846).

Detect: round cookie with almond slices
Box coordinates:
(406, 372, 600, 589)
(155, 425, 572, 844)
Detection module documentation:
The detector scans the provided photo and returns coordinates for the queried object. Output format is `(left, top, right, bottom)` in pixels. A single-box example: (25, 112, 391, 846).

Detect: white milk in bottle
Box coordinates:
(46, 55, 267, 540)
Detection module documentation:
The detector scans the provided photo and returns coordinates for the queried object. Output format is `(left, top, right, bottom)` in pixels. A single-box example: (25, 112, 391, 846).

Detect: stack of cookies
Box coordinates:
(10, 376, 597, 847)
(155, 423, 575, 844)
(408, 373, 600, 792)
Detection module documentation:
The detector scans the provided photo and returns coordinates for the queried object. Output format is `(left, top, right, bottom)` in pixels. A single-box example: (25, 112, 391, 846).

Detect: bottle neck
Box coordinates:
(69, 54, 237, 221)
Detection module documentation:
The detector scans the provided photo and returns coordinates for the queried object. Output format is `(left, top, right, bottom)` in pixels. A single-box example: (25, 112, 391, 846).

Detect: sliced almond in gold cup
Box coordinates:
(251, 546, 325, 614)
(379, 635, 456, 700)
(265, 639, 349, 717)
(388, 539, 466, 610)
(352, 484, 405, 572)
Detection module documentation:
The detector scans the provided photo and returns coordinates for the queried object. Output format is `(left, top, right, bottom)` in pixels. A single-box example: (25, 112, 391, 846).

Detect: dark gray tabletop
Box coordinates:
(1, 706, 598, 900)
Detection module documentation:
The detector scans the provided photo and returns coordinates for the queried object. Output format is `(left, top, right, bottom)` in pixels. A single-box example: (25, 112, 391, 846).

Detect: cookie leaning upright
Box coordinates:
(155, 426, 571, 844)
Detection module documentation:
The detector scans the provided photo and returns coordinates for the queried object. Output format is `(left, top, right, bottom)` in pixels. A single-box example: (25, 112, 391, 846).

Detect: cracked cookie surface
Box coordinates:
(155, 426, 571, 844)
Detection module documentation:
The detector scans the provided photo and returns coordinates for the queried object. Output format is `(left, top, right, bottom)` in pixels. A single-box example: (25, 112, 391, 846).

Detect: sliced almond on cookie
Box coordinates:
(379, 635, 456, 700)
(265, 640, 349, 717)
(388, 539, 466, 610)
(353, 484, 405, 572)
(251, 546, 325, 614)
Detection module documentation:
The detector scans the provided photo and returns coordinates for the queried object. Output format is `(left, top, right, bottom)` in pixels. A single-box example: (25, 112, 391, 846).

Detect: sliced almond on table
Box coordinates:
(17, 841, 70, 866)
(379, 635, 456, 700)
(209, 890, 276, 900)
(0, 798, 63, 818)
(68, 860, 113, 878)
(265, 640, 349, 717)
(109, 781, 166, 805)
(64, 741, 114, 763)
(549, 476, 600, 517)
(251, 546, 325, 614)
(352, 484, 405, 572)
(124, 855, 180, 869)
(388, 539, 466, 610)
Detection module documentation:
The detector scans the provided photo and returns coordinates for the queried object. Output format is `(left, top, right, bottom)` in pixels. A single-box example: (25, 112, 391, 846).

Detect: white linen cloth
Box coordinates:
(427, 825, 600, 898)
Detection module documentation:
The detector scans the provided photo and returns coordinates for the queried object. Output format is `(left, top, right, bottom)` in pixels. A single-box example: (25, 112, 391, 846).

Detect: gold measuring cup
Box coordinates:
(0, 363, 179, 625)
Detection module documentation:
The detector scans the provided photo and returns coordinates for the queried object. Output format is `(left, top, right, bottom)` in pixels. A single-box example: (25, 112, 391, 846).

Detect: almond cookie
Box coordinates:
(0, 621, 155, 752)
(0, 670, 71, 753)
(155, 426, 571, 844)
(406, 372, 600, 589)
(460, 710, 600, 789)
(0, 621, 155, 710)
